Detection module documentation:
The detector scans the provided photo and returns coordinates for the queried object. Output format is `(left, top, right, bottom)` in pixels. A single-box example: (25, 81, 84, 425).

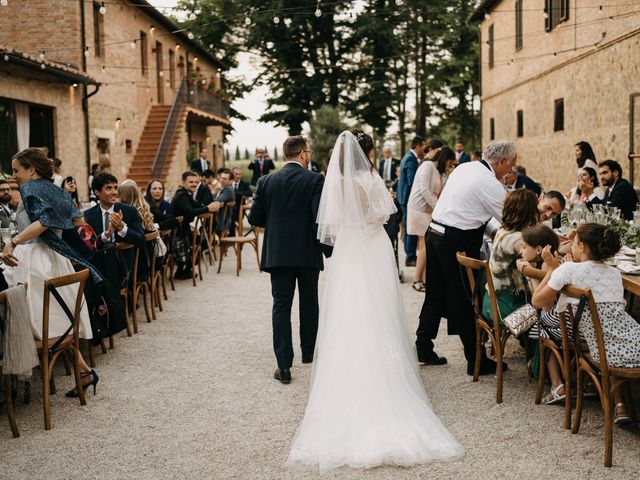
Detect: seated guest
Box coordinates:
(232, 166, 252, 201)
(482, 189, 540, 320)
(213, 168, 236, 234)
(502, 165, 542, 196)
(575, 141, 598, 173)
(2, 148, 99, 397)
(537, 191, 565, 222)
(568, 167, 605, 209)
(0, 179, 14, 227)
(145, 179, 178, 231)
(532, 224, 640, 423)
(118, 180, 156, 233)
(62, 176, 80, 209)
(170, 171, 221, 279)
(599, 159, 638, 220)
(84, 173, 145, 249)
(196, 170, 215, 205)
(471, 150, 482, 162)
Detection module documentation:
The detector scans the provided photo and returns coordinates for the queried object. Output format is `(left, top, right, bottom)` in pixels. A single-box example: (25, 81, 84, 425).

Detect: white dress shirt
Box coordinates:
(383, 157, 392, 181)
(100, 205, 128, 242)
(431, 160, 505, 231)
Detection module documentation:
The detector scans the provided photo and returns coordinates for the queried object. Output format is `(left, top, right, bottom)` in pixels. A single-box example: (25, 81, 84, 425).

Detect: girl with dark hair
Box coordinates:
(482, 189, 540, 320)
(532, 224, 640, 421)
(62, 176, 80, 209)
(406, 143, 452, 292)
(568, 166, 605, 207)
(574, 141, 597, 170)
(145, 178, 178, 231)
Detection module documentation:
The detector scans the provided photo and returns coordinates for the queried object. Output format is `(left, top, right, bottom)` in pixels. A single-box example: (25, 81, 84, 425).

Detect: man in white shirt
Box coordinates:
(190, 148, 210, 174)
(378, 146, 400, 183)
(416, 140, 517, 376)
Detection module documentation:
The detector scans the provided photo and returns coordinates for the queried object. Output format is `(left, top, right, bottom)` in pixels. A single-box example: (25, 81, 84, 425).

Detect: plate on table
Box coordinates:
(616, 261, 640, 275)
(619, 245, 636, 257)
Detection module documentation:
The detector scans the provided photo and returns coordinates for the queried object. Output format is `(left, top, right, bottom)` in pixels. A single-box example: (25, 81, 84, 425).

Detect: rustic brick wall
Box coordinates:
(478, 0, 640, 193)
(0, 70, 88, 197)
(0, 0, 82, 68)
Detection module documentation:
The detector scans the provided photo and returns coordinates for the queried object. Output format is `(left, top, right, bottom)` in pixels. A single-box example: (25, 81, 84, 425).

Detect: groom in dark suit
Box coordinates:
(248, 136, 331, 384)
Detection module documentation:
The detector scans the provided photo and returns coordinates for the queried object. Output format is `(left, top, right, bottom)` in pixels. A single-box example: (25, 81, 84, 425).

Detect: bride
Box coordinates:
(286, 130, 464, 472)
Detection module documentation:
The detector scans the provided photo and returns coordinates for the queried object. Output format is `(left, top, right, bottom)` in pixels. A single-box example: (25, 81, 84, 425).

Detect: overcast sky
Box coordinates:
(148, 0, 289, 156)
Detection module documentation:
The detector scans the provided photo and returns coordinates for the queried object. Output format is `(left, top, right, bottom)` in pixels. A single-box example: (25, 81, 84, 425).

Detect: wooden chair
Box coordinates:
(0, 360, 19, 438)
(198, 212, 215, 268)
(522, 265, 573, 430)
(566, 286, 640, 468)
(189, 215, 205, 287)
(217, 204, 260, 276)
(116, 242, 147, 334)
(456, 252, 510, 404)
(144, 231, 163, 321)
(37, 269, 90, 430)
(0, 289, 21, 437)
(161, 215, 182, 294)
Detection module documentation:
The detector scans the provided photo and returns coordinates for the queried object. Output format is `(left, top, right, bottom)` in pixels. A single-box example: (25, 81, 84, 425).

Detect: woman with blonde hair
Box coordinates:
(118, 180, 155, 232)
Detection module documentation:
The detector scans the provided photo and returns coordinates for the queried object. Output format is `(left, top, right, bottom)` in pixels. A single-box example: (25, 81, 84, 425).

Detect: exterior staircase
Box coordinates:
(127, 104, 186, 186)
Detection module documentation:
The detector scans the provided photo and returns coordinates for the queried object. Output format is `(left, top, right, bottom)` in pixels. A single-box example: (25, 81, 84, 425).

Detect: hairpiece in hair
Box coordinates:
(354, 131, 365, 142)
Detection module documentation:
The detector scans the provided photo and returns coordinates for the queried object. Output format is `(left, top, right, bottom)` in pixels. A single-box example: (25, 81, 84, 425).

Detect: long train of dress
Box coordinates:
(287, 224, 464, 473)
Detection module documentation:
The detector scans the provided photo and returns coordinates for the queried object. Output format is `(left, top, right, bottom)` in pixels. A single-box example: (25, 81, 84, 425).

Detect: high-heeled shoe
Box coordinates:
(65, 369, 99, 398)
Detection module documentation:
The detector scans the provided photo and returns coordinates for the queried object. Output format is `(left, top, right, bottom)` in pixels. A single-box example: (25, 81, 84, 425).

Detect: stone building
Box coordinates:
(471, 0, 640, 193)
(0, 0, 230, 198)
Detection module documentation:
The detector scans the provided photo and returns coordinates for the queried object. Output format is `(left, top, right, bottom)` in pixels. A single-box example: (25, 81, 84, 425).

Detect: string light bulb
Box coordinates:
(245, 16, 251, 25)
(84, 46, 90, 57)
(187, 31, 195, 40)
(273, 16, 280, 24)
(284, 18, 292, 27)
(102, 65, 106, 73)
(99, 2, 106, 15)
(130, 40, 137, 49)
(150, 26, 155, 35)
(315, 8, 322, 17)
(417, 15, 423, 23)
(40, 63, 45, 70)
(3, 54, 9, 61)
(0, 0, 8, 6)
(38, 51, 45, 61)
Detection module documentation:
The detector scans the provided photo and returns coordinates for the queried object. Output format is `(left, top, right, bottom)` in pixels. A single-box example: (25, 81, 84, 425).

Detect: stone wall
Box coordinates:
(478, 0, 640, 193)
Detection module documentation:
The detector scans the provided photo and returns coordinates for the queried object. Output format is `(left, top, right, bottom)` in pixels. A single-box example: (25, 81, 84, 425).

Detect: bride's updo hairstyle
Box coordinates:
(576, 223, 621, 261)
(349, 128, 375, 172)
(12, 147, 54, 180)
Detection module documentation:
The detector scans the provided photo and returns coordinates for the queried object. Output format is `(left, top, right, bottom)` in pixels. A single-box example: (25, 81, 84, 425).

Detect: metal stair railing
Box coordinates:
(151, 76, 187, 179)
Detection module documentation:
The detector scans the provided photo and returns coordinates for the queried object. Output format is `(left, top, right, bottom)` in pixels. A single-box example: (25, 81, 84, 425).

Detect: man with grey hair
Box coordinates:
(415, 139, 517, 376)
(378, 145, 400, 183)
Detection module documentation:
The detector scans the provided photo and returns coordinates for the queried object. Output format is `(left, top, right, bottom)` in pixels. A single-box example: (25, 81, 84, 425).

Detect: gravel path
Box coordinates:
(1, 247, 639, 479)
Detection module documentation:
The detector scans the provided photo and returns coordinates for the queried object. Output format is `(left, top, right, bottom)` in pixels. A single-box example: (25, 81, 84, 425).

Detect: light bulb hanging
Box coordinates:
(245, 16, 251, 25)
(273, 16, 280, 24)
(315, 8, 322, 17)
(130, 40, 137, 49)
(187, 31, 195, 40)
(99, 2, 106, 15)
(0, 0, 8, 6)
(84, 46, 90, 57)
(38, 51, 45, 61)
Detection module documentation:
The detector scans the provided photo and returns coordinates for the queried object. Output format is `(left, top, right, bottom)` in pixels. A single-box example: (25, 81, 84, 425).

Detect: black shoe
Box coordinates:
(174, 270, 192, 280)
(65, 369, 99, 398)
(405, 259, 416, 267)
(274, 368, 291, 384)
(302, 356, 313, 364)
(467, 358, 509, 376)
(418, 352, 448, 365)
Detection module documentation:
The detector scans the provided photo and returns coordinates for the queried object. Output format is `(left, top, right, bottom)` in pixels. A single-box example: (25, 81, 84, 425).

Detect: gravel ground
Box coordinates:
(1, 246, 640, 480)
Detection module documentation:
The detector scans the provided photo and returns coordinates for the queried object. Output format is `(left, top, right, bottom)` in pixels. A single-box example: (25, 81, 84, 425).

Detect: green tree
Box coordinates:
(234, 146, 240, 161)
(308, 105, 348, 169)
(244, 148, 250, 160)
(273, 146, 279, 161)
(224, 148, 230, 161)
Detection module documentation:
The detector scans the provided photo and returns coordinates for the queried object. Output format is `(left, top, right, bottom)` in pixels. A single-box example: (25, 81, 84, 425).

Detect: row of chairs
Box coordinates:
(457, 253, 639, 468)
(1, 203, 261, 436)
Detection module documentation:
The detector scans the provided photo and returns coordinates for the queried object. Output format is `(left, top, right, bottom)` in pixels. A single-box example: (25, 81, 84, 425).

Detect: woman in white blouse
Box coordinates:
(406, 143, 454, 292)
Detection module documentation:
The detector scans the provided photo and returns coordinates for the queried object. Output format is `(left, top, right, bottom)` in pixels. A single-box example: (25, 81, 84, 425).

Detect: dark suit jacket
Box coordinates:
(378, 157, 400, 181)
(515, 174, 542, 196)
(190, 157, 210, 174)
(458, 152, 471, 164)
(146, 198, 179, 231)
(248, 159, 276, 186)
(0, 205, 11, 228)
(604, 178, 638, 220)
(397, 151, 418, 206)
(84, 203, 145, 249)
(195, 182, 213, 205)
(233, 179, 252, 202)
(170, 187, 209, 236)
(248, 163, 331, 272)
(214, 185, 235, 204)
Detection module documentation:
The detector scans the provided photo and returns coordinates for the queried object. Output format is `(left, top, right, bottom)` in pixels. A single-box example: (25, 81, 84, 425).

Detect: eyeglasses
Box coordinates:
(300, 150, 314, 158)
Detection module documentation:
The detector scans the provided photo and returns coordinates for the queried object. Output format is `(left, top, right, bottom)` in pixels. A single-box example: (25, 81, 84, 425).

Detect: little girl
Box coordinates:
(532, 223, 640, 423)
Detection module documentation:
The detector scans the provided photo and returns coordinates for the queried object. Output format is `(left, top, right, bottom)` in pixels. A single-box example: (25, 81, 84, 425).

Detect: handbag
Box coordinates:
(153, 236, 167, 258)
(501, 276, 538, 336)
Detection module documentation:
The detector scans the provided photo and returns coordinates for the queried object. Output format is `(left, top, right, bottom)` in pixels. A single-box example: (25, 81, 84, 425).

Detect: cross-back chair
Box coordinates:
(456, 252, 511, 404)
(37, 269, 90, 430)
(217, 204, 260, 277)
(0, 287, 20, 438)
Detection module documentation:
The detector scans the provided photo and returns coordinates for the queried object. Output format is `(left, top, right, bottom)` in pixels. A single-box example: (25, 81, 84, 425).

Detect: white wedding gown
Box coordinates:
(286, 222, 464, 472)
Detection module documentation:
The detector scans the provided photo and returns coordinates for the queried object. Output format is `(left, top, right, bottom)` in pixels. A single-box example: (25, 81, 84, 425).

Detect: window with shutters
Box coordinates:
(488, 24, 495, 69)
(554, 99, 564, 132)
(545, 0, 570, 32)
(490, 118, 496, 140)
(517, 110, 524, 137)
(515, 0, 523, 51)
